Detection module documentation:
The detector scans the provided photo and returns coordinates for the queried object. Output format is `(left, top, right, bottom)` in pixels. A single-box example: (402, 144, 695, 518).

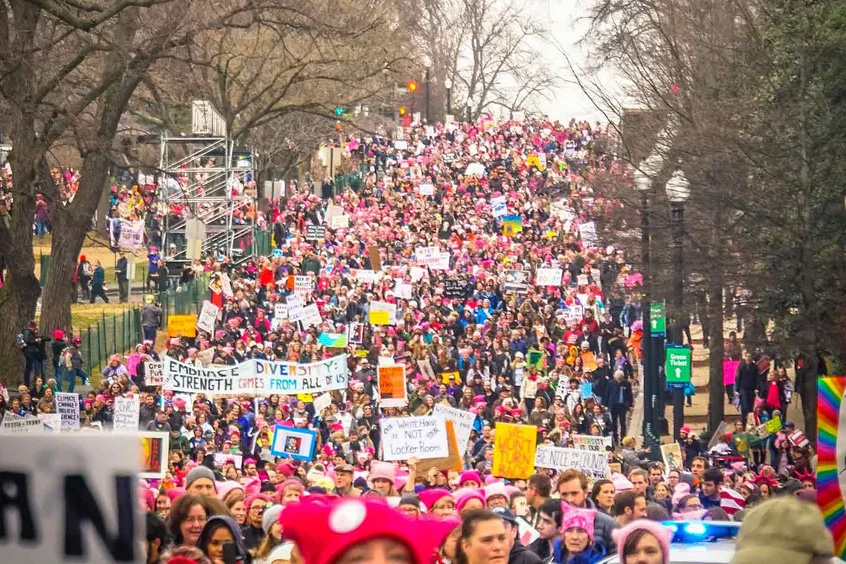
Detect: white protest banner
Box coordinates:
(433, 404, 476, 454)
(111, 219, 145, 249)
(197, 301, 219, 333)
(491, 195, 507, 218)
(56, 392, 80, 431)
(145, 361, 163, 387)
(536, 268, 563, 287)
(579, 221, 598, 247)
(571, 434, 613, 452)
(214, 452, 243, 469)
(418, 183, 434, 196)
(162, 354, 349, 396)
(294, 276, 314, 296)
(38, 413, 61, 431)
(415, 246, 441, 267)
(534, 445, 610, 479)
(380, 416, 450, 461)
(354, 270, 380, 284)
(313, 392, 333, 414)
(300, 303, 323, 328)
(369, 301, 397, 325)
(393, 280, 413, 300)
(0, 433, 142, 563)
(329, 214, 350, 229)
(563, 304, 584, 326)
(0, 413, 44, 435)
(431, 252, 451, 271)
(113, 397, 140, 432)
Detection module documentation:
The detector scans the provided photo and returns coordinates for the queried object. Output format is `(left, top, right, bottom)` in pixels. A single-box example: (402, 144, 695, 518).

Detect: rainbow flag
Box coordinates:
(818, 376, 846, 558)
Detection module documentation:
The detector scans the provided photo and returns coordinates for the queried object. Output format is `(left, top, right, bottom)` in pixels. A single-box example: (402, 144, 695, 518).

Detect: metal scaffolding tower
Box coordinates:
(158, 101, 256, 264)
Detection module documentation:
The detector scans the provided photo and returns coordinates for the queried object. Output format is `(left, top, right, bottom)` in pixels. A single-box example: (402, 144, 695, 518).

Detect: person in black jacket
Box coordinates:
(116, 253, 129, 302)
(604, 370, 633, 445)
(736, 352, 760, 427)
(490, 507, 542, 564)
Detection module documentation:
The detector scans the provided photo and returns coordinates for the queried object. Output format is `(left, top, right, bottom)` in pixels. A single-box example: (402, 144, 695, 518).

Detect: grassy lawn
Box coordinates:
(70, 302, 137, 330)
(33, 230, 148, 282)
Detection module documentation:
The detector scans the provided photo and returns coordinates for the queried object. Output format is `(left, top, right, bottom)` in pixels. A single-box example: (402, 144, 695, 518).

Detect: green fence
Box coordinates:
(80, 306, 142, 380)
(254, 229, 273, 258)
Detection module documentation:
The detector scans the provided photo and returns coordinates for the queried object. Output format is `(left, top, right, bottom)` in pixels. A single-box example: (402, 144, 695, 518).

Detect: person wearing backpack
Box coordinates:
(21, 320, 43, 387)
(63, 336, 87, 393)
(77, 255, 93, 301)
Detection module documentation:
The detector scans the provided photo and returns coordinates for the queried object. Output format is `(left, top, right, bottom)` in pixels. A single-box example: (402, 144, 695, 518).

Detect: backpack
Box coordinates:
(16, 333, 26, 350)
(82, 262, 94, 277)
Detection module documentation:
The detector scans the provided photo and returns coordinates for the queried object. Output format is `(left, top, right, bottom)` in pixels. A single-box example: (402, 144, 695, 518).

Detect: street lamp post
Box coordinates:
(424, 68, 431, 123)
(466, 97, 473, 124)
(665, 169, 691, 441)
(634, 166, 660, 455)
(444, 78, 453, 117)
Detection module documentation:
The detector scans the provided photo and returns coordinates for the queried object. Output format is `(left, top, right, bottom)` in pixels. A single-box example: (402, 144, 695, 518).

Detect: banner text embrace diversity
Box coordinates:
(162, 355, 349, 396)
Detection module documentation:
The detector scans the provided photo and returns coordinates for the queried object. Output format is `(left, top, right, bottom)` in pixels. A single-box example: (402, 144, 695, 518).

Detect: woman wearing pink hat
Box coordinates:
(612, 520, 673, 564)
(553, 507, 606, 563)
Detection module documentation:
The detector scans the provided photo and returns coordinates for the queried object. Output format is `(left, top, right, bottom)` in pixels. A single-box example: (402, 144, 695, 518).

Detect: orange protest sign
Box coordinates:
(492, 423, 537, 479)
(378, 364, 407, 407)
(417, 420, 462, 474)
(167, 314, 197, 338)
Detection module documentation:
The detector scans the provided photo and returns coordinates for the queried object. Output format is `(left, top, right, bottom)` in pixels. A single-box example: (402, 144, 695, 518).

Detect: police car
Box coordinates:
(598, 521, 738, 564)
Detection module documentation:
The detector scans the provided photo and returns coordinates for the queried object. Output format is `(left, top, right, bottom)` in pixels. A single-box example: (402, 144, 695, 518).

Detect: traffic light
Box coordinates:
(334, 106, 344, 116)
(406, 81, 418, 92)
(398, 106, 408, 116)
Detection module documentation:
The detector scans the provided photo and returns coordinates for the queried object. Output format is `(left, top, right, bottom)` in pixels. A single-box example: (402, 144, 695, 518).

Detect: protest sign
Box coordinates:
(354, 269, 379, 284)
(318, 332, 347, 348)
(272, 303, 288, 329)
(300, 303, 322, 328)
(313, 392, 333, 415)
(369, 301, 397, 325)
(440, 371, 460, 384)
(347, 322, 364, 344)
(144, 361, 163, 387)
(661, 443, 684, 472)
(433, 404, 476, 453)
(492, 423, 537, 479)
(305, 225, 326, 241)
(579, 221, 598, 246)
(817, 377, 846, 558)
(393, 280, 413, 299)
(491, 195, 507, 217)
(197, 301, 219, 333)
(443, 278, 471, 299)
(138, 431, 169, 479)
(416, 421, 462, 473)
(563, 304, 585, 326)
(0, 433, 142, 563)
(380, 416, 449, 461)
(270, 426, 318, 461)
(378, 364, 407, 408)
(329, 214, 350, 229)
(418, 183, 435, 196)
(214, 453, 243, 469)
(431, 251, 451, 270)
(110, 218, 145, 250)
(0, 413, 43, 435)
(38, 413, 61, 431)
(415, 246, 441, 267)
(517, 517, 540, 547)
(368, 245, 382, 271)
(503, 270, 530, 293)
(502, 215, 523, 236)
(571, 434, 612, 452)
(56, 392, 80, 431)
(293, 276, 314, 296)
(765, 416, 782, 434)
(113, 397, 140, 432)
(535, 268, 563, 287)
(723, 359, 740, 387)
(167, 314, 197, 338)
(162, 354, 349, 396)
(534, 445, 610, 479)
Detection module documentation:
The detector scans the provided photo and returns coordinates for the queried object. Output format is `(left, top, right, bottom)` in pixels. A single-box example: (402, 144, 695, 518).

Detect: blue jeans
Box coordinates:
(55, 364, 65, 391)
(66, 368, 87, 393)
(35, 220, 47, 236)
(24, 354, 42, 387)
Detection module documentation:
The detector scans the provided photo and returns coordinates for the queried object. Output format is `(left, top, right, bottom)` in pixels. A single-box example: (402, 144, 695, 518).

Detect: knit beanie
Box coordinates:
(185, 466, 216, 491)
(613, 520, 673, 564)
(262, 504, 285, 534)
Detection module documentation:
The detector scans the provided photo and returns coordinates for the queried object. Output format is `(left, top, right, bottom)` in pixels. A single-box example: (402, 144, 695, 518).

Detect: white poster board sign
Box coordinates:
(197, 301, 219, 334)
(145, 361, 163, 387)
(536, 268, 563, 287)
(380, 416, 450, 461)
(113, 397, 140, 432)
(433, 404, 476, 454)
(534, 445, 610, 480)
(56, 392, 80, 431)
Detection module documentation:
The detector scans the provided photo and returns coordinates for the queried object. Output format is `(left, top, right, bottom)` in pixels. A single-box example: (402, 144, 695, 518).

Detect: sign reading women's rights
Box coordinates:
(380, 416, 449, 461)
(162, 354, 349, 396)
(534, 445, 610, 480)
(0, 433, 141, 563)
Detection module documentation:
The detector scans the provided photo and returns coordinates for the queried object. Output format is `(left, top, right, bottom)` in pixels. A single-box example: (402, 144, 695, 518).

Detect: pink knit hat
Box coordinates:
(610, 473, 633, 492)
(458, 470, 482, 487)
(671, 483, 691, 508)
(561, 507, 597, 541)
(369, 461, 396, 486)
(454, 489, 486, 513)
(419, 488, 452, 510)
(217, 480, 245, 501)
(613, 520, 673, 564)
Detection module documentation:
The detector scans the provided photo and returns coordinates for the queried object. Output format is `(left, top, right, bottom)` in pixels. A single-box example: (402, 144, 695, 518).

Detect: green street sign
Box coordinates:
(665, 346, 692, 384)
(650, 301, 666, 336)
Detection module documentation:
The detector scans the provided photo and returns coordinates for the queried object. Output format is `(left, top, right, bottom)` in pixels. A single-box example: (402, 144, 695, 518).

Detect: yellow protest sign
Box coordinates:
(167, 314, 197, 338)
(297, 394, 314, 403)
(369, 310, 390, 325)
(765, 416, 782, 434)
(441, 371, 460, 384)
(493, 423, 537, 479)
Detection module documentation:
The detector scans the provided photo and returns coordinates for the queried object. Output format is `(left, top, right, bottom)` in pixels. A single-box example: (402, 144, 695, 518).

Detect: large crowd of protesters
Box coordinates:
(0, 115, 834, 564)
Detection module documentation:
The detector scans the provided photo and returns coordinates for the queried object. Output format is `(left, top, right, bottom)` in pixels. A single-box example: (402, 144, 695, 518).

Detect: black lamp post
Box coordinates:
(466, 97, 473, 124)
(666, 169, 691, 441)
(444, 78, 453, 117)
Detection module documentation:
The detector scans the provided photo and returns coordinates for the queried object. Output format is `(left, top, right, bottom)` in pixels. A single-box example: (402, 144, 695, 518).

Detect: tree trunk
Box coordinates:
(707, 265, 725, 433)
(0, 154, 42, 387)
